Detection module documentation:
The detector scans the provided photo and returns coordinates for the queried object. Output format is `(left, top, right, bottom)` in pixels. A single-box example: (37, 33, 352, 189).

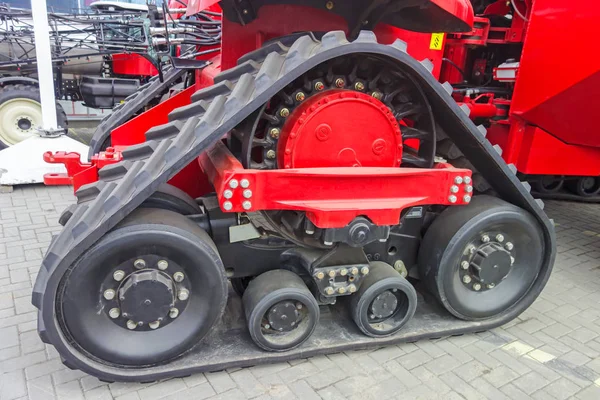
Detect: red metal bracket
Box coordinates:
(200, 141, 473, 228)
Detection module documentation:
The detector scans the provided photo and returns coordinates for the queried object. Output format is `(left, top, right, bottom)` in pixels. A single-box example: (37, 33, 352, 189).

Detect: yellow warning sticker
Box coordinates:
(429, 33, 445, 50)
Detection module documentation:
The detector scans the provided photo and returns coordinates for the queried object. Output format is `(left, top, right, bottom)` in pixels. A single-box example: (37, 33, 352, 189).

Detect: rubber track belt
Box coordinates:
(86, 67, 186, 160)
(532, 191, 600, 203)
(33, 31, 556, 381)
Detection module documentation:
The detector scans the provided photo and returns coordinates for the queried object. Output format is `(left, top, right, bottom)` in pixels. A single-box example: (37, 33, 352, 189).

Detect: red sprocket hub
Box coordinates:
(277, 90, 402, 169)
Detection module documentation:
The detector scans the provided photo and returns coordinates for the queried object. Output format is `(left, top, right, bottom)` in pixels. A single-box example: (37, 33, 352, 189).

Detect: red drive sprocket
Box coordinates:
(277, 90, 403, 169)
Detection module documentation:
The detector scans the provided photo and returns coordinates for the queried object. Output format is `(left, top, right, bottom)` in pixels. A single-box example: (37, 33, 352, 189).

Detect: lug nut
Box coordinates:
(173, 272, 185, 282)
(134, 259, 146, 269)
(242, 201, 252, 210)
(464, 176, 471, 184)
(371, 91, 383, 100)
(127, 320, 137, 330)
(495, 234, 504, 242)
(361, 267, 370, 275)
(463, 195, 472, 203)
(178, 289, 190, 301)
(454, 176, 463, 184)
(473, 283, 482, 291)
(324, 286, 335, 295)
(149, 321, 160, 330)
(450, 185, 459, 193)
(269, 128, 280, 139)
(351, 267, 359, 275)
(109, 308, 120, 319)
(296, 303, 303, 310)
(229, 179, 239, 189)
(295, 92, 305, 102)
(315, 271, 325, 280)
(340, 268, 348, 276)
(328, 270, 336, 278)
(461, 261, 469, 270)
(103, 289, 116, 300)
(169, 308, 179, 319)
(113, 270, 125, 282)
(223, 189, 233, 199)
(463, 275, 472, 284)
(510, 256, 515, 265)
(487, 283, 495, 289)
(314, 81, 324, 91)
(243, 189, 252, 198)
(465, 185, 473, 193)
(465, 244, 476, 255)
(279, 108, 290, 118)
(481, 235, 490, 243)
(335, 78, 345, 88)
(223, 201, 233, 211)
(240, 179, 250, 188)
(337, 287, 347, 294)
(448, 195, 457, 203)
(505, 242, 514, 251)
(348, 284, 357, 293)
(266, 149, 276, 159)
(354, 82, 365, 91)
(157, 260, 168, 270)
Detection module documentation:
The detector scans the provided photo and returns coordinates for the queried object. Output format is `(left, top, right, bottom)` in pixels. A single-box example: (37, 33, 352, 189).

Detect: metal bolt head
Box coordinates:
(325, 0, 334, 10)
(127, 320, 137, 330)
(487, 283, 495, 289)
(223, 201, 233, 211)
(178, 289, 190, 301)
(279, 108, 290, 118)
(243, 189, 252, 199)
(296, 302, 303, 310)
(361, 266, 370, 275)
(295, 92, 305, 102)
(157, 260, 168, 270)
(149, 321, 160, 330)
(229, 179, 239, 189)
(510, 256, 515, 265)
(242, 201, 252, 210)
(109, 308, 120, 319)
(448, 195, 457, 203)
(481, 234, 490, 243)
(113, 270, 125, 282)
(354, 82, 365, 91)
(473, 283, 482, 291)
(464, 176, 471, 184)
(337, 287, 347, 294)
(169, 308, 179, 319)
(351, 267, 359, 275)
(335, 78, 345, 88)
(463, 195, 472, 203)
(315, 271, 325, 280)
(266, 149, 276, 159)
(462, 275, 472, 284)
(173, 272, 185, 283)
(314, 81, 324, 91)
(348, 284, 357, 293)
(340, 268, 348, 276)
(223, 189, 233, 199)
(461, 261, 469, 270)
(505, 242, 514, 251)
(240, 179, 250, 188)
(324, 286, 335, 295)
(465, 185, 473, 193)
(454, 176, 463, 184)
(269, 128, 280, 139)
(328, 270, 336, 278)
(495, 234, 505, 242)
(103, 289, 116, 300)
(450, 185, 459, 193)
(371, 91, 383, 100)
(134, 259, 146, 269)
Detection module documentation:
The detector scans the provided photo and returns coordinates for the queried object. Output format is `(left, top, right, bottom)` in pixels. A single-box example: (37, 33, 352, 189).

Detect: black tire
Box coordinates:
(350, 261, 417, 337)
(565, 177, 600, 197)
(56, 208, 228, 366)
(419, 195, 544, 320)
(532, 176, 564, 194)
(140, 183, 202, 215)
(243, 269, 319, 352)
(0, 84, 67, 149)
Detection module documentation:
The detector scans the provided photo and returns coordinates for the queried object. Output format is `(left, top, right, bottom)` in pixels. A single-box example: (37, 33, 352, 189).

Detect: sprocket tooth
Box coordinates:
(98, 161, 134, 182)
(191, 80, 233, 102)
(507, 164, 517, 174)
(521, 181, 532, 193)
(390, 38, 408, 52)
(58, 204, 77, 226)
(420, 58, 434, 73)
(146, 120, 183, 141)
(492, 144, 503, 155)
(355, 30, 377, 43)
(459, 104, 471, 116)
(168, 99, 209, 122)
(441, 82, 453, 95)
(320, 30, 349, 49)
(238, 41, 288, 64)
(214, 60, 260, 84)
(535, 198, 545, 210)
(122, 141, 159, 161)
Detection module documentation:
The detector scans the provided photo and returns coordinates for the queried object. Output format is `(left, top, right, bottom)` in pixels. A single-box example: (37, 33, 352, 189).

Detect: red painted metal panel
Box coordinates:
(111, 54, 158, 77)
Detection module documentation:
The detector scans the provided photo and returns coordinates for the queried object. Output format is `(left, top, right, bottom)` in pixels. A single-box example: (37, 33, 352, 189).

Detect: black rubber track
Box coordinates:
(33, 31, 556, 381)
(532, 191, 600, 203)
(86, 67, 186, 160)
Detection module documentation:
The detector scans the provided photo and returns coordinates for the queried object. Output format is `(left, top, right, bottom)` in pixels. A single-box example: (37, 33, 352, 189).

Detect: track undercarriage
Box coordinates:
(34, 31, 555, 382)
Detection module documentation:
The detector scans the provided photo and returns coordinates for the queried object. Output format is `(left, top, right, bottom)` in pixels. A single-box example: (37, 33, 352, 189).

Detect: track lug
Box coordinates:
(59, 204, 77, 226)
(476, 125, 487, 137)
(459, 104, 471, 116)
(321, 31, 348, 49)
(521, 181, 532, 192)
(441, 82, 453, 95)
(61, 356, 77, 370)
(390, 38, 407, 52)
(37, 312, 50, 343)
(356, 30, 377, 43)
(420, 58, 434, 73)
(535, 199, 545, 210)
(492, 144, 503, 155)
(507, 163, 517, 174)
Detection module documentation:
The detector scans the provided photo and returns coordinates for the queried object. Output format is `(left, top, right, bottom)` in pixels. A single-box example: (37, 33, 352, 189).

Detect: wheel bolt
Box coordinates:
(465, 185, 473, 193)
(103, 289, 116, 300)
(296, 303, 303, 310)
(242, 201, 252, 210)
(463, 195, 472, 203)
(354, 82, 365, 91)
(351, 267, 359, 275)
(464, 176, 471, 184)
(157, 260, 169, 270)
(127, 320, 137, 330)
(169, 308, 179, 319)
(280, 108, 290, 118)
(109, 308, 120, 319)
(134, 259, 146, 269)
(264, 323, 271, 329)
(340, 268, 348, 276)
(149, 321, 160, 330)
(337, 287, 347, 294)
(243, 189, 252, 198)
(295, 92, 305, 102)
(371, 91, 383, 100)
(481, 234, 490, 243)
(505, 242, 514, 251)
(178, 289, 190, 301)
(448, 195, 457, 203)
(335, 78, 345, 88)
(494, 234, 504, 242)
(229, 179, 239, 189)
(450, 185, 459, 193)
(462, 275, 472, 284)
(361, 267, 370, 275)
(461, 261, 469, 270)
(223, 201, 233, 211)
(473, 283, 482, 291)
(487, 283, 495, 289)
(510, 256, 515, 265)
(113, 270, 125, 282)
(466, 245, 476, 255)
(173, 272, 185, 282)
(328, 270, 336, 278)
(315, 271, 325, 280)
(266, 149, 276, 159)
(324, 286, 335, 295)
(223, 189, 233, 199)
(269, 128, 280, 139)
(348, 284, 357, 293)
(240, 179, 250, 188)
(454, 176, 463, 184)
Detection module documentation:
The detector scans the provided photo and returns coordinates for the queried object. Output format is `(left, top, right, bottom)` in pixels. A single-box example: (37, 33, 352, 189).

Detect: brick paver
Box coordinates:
(1, 185, 600, 399)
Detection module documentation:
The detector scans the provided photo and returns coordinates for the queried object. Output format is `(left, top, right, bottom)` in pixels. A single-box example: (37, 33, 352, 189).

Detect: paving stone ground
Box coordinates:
(1, 185, 600, 400)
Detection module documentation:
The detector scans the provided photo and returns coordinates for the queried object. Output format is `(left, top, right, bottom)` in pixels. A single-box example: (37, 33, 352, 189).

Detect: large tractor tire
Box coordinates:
(0, 84, 68, 149)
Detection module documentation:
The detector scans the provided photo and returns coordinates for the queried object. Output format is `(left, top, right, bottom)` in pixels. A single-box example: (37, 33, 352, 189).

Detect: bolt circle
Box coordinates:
(229, 179, 239, 189)
(157, 260, 169, 270)
(133, 259, 146, 269)
(178, 289, 190, 301)
(173, 272, 185, 283)
(223, 189, 233, 199)
(113, 270, 125, 282)
(103, 289, 116, 300)
(127, 320, 137, 330)
(109, 308, 120, 319)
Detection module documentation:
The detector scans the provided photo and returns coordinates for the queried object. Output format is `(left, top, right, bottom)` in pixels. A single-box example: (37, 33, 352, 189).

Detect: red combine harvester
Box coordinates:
(35, 0, 556, 381)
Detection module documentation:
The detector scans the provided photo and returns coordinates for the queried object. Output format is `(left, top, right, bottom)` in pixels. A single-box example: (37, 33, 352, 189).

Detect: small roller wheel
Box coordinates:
(141, 183, 201, 215)
(243, 269, 319, 352)
(533, 176, 563, 194)
(419, 195, 544, 320)
(350, 261, 417, 337)
(566, 177, 600, 197)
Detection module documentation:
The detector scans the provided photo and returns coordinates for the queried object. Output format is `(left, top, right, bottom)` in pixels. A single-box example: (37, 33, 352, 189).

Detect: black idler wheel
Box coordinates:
(350, 261, 417, 337)
(418, 195, 544, 320)
(566, 176, 600, 197)
(57, 208, 227, 366)
(242, 269, 319, 352)
(532, 176, 564, 194)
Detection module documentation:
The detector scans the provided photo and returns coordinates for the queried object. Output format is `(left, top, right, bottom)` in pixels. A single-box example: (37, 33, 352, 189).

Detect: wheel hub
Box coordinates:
(469, 243, 512, 285)
(370, 290, 398, 319)
(16, 116, 33, 131)
(267, 301, 300, 332)
(118, 270, 175, 324)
